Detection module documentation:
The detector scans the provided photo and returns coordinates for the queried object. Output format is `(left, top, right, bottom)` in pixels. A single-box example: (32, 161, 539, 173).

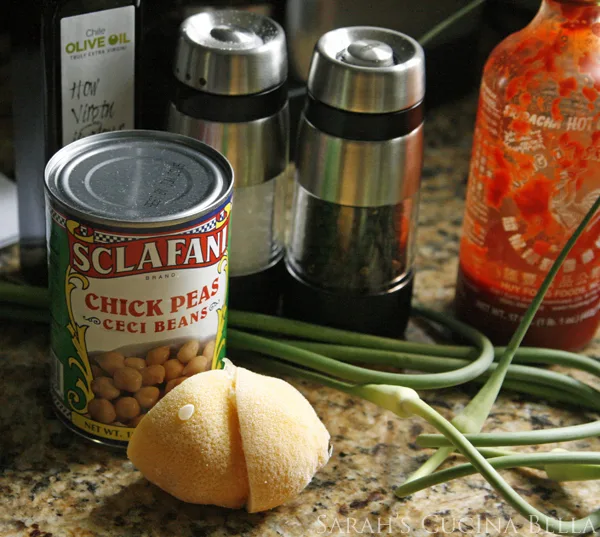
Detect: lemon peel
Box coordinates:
(127, 361, 330, 512)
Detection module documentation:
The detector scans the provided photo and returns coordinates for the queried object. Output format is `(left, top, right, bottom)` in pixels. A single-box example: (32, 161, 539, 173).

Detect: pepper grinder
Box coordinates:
(168, 10, 288, 313)
(284, 27, 425, 337)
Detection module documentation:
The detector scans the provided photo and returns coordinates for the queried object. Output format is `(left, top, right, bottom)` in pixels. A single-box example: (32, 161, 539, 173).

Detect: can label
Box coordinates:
(48, 199, 231, 444)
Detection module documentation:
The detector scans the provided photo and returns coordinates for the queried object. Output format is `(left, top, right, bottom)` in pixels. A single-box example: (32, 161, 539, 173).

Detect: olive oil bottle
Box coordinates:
(10, 0, 142, 283)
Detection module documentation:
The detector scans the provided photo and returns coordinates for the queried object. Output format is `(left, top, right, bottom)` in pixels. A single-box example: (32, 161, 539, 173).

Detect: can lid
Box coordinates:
(307, 26, 425, 114)
(173, 10, 287, 96)
(45, 131, 233, 228)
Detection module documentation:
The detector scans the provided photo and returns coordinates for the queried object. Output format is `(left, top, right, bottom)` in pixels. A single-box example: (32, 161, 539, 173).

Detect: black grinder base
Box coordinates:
(282, 268, 414, 338)
(228, 260, 285, 314)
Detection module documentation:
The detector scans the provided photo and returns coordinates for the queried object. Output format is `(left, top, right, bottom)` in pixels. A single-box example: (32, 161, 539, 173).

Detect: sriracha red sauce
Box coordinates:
(456, 0, 600, 351)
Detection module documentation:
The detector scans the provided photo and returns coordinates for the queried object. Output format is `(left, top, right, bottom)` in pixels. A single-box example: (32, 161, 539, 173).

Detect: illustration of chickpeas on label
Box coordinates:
(88, 339, 216, 427)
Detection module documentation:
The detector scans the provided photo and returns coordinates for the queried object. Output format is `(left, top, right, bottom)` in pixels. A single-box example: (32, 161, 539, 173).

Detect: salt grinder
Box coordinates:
(284, 27, 425, 336)
(168, 10, 288, 313)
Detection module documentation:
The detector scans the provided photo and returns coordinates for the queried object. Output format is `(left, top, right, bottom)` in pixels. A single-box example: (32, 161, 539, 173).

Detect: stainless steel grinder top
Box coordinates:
(307, 26, 425, 114)
(296, 26, 426, 209)
(173, 10, 287, 96)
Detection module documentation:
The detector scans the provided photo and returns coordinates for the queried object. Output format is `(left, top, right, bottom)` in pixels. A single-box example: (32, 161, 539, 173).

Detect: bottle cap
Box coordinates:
(307, 26, 425, 113)
(173, 10, 287, 96)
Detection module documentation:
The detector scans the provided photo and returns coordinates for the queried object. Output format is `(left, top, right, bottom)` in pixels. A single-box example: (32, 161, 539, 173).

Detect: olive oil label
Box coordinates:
(48, 201, 231, 444)
(60, 6, 135, 146)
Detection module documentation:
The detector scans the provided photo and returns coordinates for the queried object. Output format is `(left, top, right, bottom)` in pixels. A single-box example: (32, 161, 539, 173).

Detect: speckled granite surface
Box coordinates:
(1, 95, 600, 537)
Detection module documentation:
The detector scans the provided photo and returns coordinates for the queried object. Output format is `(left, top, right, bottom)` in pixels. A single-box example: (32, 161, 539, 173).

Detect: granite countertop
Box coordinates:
(1, 94, 600, 537)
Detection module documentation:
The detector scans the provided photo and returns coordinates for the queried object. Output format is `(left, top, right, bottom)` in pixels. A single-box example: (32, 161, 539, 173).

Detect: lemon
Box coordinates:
(235, 366, 331, 512)
(127, 368, 249, 508)
(127, 361, 330, 512)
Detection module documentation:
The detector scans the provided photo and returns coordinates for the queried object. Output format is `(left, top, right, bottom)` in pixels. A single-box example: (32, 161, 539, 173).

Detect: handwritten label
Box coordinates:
(60, 7, 135, 146)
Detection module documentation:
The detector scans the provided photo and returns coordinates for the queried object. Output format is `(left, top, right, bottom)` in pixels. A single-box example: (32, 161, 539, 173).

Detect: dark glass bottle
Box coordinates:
(10, 0, 142, 284)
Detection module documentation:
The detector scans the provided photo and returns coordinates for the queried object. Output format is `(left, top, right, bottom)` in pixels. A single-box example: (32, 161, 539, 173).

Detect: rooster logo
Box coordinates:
(549, 178, 600, 232)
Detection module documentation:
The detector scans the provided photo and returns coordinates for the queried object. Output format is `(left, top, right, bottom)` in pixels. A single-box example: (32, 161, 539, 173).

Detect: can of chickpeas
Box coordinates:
(45, 130, 233, 447)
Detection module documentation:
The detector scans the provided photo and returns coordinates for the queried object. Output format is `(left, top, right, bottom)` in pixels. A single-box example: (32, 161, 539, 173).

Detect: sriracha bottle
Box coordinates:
(456, 0, 600, 351)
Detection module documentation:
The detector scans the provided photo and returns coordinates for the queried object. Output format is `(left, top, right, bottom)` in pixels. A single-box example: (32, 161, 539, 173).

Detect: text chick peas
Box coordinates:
(87, 339, 215, 428)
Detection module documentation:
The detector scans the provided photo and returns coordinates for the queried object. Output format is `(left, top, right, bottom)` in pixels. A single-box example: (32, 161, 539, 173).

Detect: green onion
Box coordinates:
(229, 308, 492, 358)
(404, 193, 600, 484)
(274, 341, 600, 409)
(417, 421, 600, 448)
(544, 450, 600, 482)
(228, 307, 495, 388)
(394, 450, 600, 496)
(417, 0, 486, 47)
(229, 194, 600, 534)
(0, 281, 50, 309)
(0, 304, 51, 324)
(406, 398, 600, 535)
